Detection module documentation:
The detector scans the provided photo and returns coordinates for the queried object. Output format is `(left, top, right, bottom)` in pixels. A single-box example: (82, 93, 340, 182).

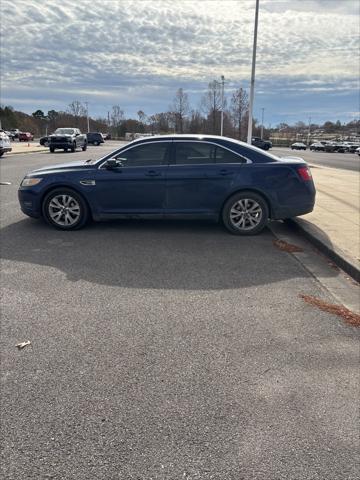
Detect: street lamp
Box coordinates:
(247, 0, 260, 144)
(261, 107, 264, 139)
(220, 75, 225, 136)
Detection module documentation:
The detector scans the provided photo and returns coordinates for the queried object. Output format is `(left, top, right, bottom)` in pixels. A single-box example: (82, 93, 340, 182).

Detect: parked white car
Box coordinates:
(0, 130, 12, 157)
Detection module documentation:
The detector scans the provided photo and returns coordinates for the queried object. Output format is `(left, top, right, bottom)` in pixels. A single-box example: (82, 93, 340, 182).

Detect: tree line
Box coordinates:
(0, 82, 358, 139)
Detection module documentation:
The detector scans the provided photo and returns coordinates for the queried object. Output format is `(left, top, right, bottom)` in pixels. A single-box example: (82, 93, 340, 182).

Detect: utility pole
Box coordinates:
(247, 0, 260, 144)
(261, 107, 264, 139)
(85, 101, 90, 132)
(307, 116, 311, 146)
(220, 75, 225, 136)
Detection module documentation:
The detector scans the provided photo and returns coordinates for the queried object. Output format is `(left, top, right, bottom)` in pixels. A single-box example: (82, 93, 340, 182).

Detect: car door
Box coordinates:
(95, 141, 170, 214)
(165, 141, 243, 214)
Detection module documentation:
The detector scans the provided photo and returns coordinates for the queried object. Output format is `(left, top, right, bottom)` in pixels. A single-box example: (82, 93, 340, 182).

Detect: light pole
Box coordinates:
(261, 107, 264, 139)
(247, 0, 260, 144)
(307, 116, 311, 146)
(220, 75, 225, 136)
(85, 101, 90, 133)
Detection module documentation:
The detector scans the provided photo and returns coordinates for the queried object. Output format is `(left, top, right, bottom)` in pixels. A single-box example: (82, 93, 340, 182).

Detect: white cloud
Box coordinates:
(1, 0, 359, 121)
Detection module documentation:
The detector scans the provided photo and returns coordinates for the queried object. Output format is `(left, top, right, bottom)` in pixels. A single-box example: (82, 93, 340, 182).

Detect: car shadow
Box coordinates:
(1, 217, 337, 290)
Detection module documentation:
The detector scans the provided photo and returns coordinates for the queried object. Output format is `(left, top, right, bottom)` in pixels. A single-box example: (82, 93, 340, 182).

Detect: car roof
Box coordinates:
(128, 134, 251, 148)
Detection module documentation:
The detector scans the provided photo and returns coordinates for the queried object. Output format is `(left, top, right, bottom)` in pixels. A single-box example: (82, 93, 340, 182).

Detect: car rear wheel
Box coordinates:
(42, 188, 89, 230)
(71, 142, 76, 152)
(222, 191, 269, 235)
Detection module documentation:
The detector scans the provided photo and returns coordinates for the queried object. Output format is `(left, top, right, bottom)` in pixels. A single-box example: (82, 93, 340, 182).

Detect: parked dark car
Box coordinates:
(48, 128, 87, 153)
(19, 132, 34, 142)
(18, 134, 315, 235)
(87, 132, 104, 145)
(310, 142, 325, 151)
(251, 137, 272, 150)
(291, 142, 307, 150)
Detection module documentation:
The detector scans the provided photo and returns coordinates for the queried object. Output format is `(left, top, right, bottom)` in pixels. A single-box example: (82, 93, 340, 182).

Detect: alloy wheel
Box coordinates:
(229, 198, 263, 231)
(48, 194, 81, 227)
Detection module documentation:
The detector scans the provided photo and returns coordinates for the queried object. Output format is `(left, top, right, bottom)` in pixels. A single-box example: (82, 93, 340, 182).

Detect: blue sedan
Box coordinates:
(18, 134, 315, 235)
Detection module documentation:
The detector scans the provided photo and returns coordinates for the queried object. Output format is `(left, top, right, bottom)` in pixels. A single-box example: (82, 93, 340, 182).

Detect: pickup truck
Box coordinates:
(48, 128, 87, 153)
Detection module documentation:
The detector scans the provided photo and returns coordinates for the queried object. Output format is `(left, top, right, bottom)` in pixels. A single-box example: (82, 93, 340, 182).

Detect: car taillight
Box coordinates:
(297, 166, 312, 181)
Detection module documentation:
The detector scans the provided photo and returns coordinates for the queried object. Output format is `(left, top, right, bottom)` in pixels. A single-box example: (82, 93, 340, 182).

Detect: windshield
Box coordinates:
(54, 128, 75, 135)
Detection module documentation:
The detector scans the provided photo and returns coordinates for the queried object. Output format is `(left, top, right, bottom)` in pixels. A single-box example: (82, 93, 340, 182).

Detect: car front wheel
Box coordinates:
(42, 188, 89, 230)
(222, 191, 269, 235)
(82, 142, 87, 151)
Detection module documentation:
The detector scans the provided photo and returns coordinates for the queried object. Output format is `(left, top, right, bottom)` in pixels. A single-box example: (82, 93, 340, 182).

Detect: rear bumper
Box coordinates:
(272, 202, 314, 220)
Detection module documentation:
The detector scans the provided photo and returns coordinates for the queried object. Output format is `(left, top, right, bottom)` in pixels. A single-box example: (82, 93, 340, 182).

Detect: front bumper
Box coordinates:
(49, 142, 73, 149)
(0, 147, 12, 154)
(18, 188, 41, 218)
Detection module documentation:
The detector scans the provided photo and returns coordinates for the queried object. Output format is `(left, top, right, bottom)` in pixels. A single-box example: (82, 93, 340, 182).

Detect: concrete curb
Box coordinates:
(6, 147, 48, 156)
(285, 218, 360, 283)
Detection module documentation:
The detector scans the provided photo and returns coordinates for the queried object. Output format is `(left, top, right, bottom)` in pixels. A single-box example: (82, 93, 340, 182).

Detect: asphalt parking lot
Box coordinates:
(272, 147, 359, 171)
(1, 145, 359, 479)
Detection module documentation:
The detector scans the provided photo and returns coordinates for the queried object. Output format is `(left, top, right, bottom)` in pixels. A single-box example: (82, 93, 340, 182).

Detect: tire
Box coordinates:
(94, 141, 99, 146)
(49, 146, 55, 153)
(0, 152, 4, 157)
(44, 141, 49, 147)
(263, 145, 269, 151)
(71, 142, 76, 153)
(82, 142, 87, 151)
(64, 148, 68, 152)
(222, 191, 269, 235)
(42, 188, 89, 230)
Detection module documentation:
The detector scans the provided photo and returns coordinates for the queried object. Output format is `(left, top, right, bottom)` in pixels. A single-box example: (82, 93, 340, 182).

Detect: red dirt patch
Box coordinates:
(300, 294, 360, 327)
(273, 239, 304, 253)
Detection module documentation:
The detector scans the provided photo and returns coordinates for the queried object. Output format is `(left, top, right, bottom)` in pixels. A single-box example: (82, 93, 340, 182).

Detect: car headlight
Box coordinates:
(21, 177, 43, 187)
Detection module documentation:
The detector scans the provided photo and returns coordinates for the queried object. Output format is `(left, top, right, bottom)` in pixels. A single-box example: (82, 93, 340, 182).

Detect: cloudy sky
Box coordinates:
(1, 0, 359, 125)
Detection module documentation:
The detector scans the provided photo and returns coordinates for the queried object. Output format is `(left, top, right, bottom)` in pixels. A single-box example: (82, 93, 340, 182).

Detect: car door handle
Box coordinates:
(145, 170, 161, 176)
(219, 169, 234, 176)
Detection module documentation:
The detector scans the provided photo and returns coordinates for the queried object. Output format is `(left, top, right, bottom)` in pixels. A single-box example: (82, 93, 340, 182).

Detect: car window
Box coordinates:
(115, 142, 170, 166)
(175, 142, 215, 165)
(215, 146, 245, 164)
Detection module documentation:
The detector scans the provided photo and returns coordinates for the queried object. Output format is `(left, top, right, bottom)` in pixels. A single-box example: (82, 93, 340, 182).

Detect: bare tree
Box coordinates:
(137, 110, 147, 132)
(230, 88, 248, 140)
(67, 100, 86, 118)
(201, 81, 222, 134)
(171, 88, 189, 133)
(111, 105, 124, 127)
(110, 105, 125, 137)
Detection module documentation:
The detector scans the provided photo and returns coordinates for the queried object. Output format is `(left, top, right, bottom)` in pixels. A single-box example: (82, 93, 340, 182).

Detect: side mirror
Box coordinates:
(75, 133, 80, 136)
(105, 158, 122, 169)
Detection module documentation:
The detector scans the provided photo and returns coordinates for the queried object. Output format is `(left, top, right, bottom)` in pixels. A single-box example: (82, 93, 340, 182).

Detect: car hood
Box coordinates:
(49, 133, 74, 137)
(30, 160, 94, 174)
